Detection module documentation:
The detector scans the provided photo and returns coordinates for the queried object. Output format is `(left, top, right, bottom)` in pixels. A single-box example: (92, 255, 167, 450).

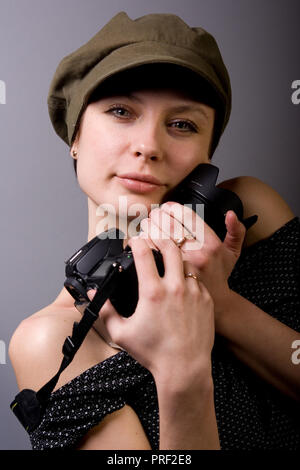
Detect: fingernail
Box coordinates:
(227, 210, 236, 218)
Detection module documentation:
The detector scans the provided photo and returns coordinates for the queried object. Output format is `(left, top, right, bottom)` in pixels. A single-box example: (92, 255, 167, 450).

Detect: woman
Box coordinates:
(9, 12, 300, 450)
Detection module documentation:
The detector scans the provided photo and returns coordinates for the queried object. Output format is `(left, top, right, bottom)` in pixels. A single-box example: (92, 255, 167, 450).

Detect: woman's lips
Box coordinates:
(115, 176, 163, 193)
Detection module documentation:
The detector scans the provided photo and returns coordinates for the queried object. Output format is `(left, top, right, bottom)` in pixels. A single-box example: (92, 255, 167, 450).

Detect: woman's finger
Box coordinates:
(86, 288, 128, 349)
(145, 235, 186, 285)
(96, 298, 128, 348)
(127, 227, 158, 251)
(140, 217, 185, 276)
(140, 217, 166, 250)
(182, 260, 214, 309)
(87, 288, 97, 302)
(159, 201, 202, 240)
(223, 210, 246, 256)
(130, 237, 162, 297)
(182, 260, 202, 293)
(146, 210, 202, 252)
(149, 208, 188, 240)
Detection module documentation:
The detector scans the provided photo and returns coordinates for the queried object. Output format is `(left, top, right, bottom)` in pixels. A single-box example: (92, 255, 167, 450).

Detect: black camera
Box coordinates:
(64, 227, 165, 318)
(64, 164, 257, 318)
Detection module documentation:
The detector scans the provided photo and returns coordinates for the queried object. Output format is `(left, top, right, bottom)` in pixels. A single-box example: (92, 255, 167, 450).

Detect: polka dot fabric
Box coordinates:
(29, 351, 159, 450)
(29, 217, 300, 450)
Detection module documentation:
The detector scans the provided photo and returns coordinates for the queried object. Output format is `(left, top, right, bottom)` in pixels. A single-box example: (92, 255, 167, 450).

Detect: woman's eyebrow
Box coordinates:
(104, 94, 210, 121)
(105, 93, 142, 103)
(129, 94, 210, 121)
(167, 105, 209, 121)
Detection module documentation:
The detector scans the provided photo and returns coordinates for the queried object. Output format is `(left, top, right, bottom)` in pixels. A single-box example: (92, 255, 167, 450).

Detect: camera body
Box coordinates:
(64, 164, 255, 318)
(64, 227, 164, 318)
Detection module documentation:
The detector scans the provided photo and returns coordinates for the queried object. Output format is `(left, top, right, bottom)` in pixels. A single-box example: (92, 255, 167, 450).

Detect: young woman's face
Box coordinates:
(72, 87, 215, 222)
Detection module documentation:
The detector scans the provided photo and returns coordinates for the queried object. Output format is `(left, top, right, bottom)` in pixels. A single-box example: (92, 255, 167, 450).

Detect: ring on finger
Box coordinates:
(174, 232, 195, 248)
(184, 272, 200, 281)
(175, 237, 186, 247)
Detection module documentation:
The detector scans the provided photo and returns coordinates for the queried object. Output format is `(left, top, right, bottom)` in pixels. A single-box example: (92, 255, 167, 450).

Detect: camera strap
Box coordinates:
(10, 263, 120, 433)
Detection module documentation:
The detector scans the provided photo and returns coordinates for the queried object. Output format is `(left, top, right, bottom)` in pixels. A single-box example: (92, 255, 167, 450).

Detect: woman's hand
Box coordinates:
(89, 236, 215, 389)
(139, 202, 246, 318)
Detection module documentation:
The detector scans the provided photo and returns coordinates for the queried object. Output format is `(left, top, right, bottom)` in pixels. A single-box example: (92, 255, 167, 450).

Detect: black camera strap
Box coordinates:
(10, 263, 120, 433)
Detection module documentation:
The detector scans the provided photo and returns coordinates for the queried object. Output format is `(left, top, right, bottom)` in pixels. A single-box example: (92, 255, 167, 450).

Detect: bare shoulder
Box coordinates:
(8, 303, 120, 393)
(217, 175, 295, 247)
(9, 303, 152, 450)
(76, 405, 152, 450)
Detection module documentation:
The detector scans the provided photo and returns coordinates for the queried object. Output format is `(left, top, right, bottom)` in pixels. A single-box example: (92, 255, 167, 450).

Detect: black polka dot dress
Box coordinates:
(29, 217, 300, 450)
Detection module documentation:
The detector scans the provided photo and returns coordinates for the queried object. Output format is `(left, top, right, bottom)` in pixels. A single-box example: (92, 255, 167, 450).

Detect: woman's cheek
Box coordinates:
(76, 157, 98, 195)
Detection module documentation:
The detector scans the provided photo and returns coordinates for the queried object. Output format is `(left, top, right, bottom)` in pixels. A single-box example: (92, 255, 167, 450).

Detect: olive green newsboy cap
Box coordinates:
(48, 11, 231, 154)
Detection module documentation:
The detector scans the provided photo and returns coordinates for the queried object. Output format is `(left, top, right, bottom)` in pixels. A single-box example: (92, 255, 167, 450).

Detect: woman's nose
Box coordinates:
(133, 145, 162, 161)
(131, 122, 164, 162)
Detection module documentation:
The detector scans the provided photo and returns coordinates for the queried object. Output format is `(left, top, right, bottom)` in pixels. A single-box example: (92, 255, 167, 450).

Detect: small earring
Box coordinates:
(72, 150, 77, 158)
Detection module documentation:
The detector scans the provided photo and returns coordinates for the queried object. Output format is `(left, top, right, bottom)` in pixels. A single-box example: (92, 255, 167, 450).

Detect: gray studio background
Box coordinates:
(0, 0, 299, 450)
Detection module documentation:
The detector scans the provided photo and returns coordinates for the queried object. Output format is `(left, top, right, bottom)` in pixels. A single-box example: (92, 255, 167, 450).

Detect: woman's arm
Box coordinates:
(96, 237, 220, 449)
(9, 310, 152, 449)
(215, 176, 300, 401)
(215, 290, 300, 401)
(156, 368, 219, 449)
(141, 176, 300, 401)
(76, 405, 152, 450)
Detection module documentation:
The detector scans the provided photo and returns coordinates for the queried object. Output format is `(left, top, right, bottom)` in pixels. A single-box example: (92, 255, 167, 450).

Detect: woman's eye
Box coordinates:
(106, 105, 132, 118)
(169, 120, 198, 133)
